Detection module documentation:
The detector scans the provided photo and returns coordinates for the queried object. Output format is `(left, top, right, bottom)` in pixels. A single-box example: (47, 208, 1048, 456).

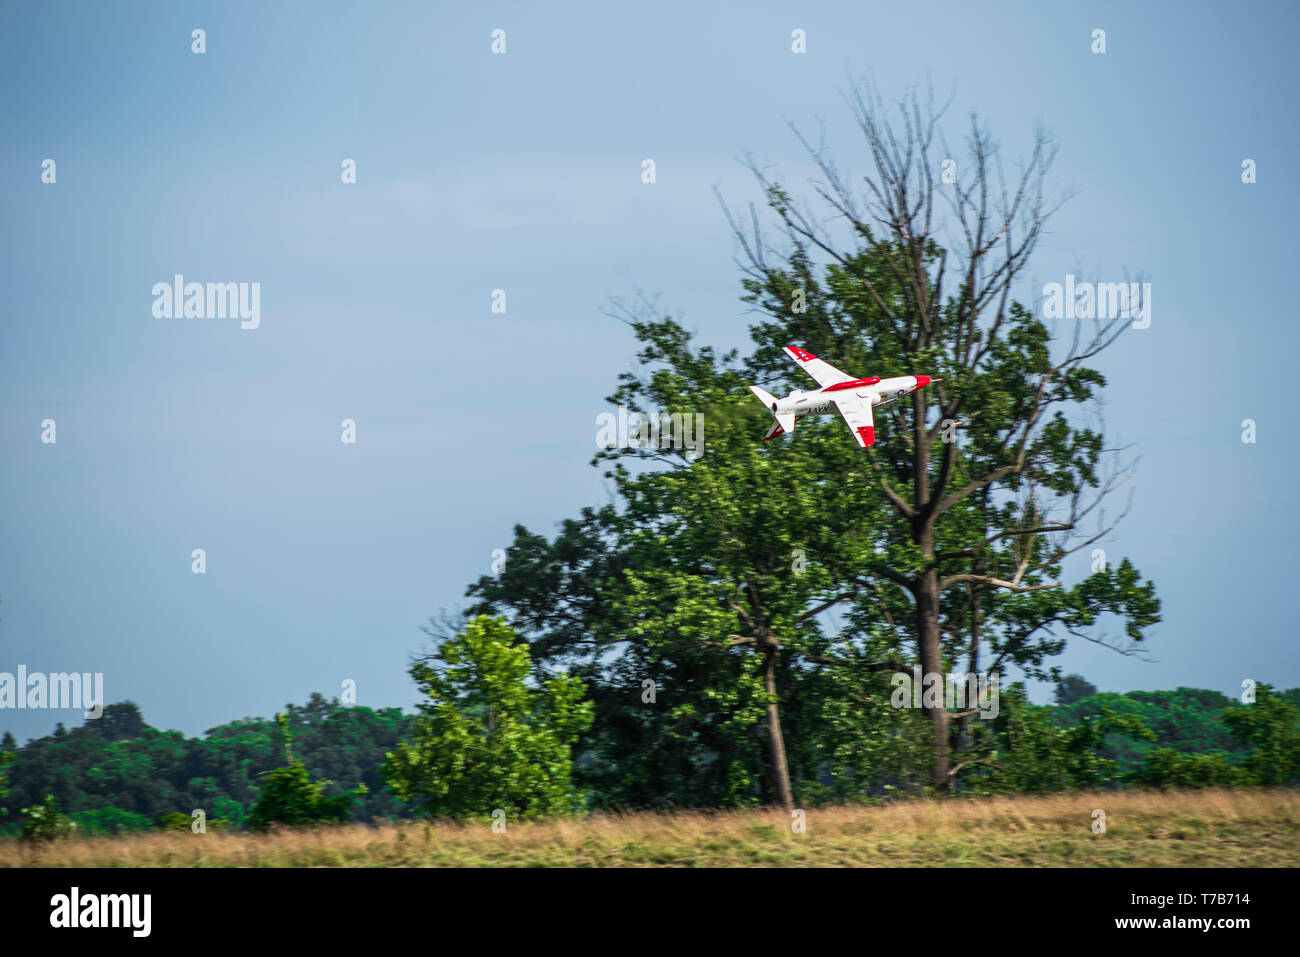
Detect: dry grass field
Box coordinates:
(2, 788, 1296, 868)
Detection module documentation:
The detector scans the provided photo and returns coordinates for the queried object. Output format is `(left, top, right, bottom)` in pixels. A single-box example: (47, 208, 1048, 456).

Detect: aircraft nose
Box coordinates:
(914, 375, 931, 388)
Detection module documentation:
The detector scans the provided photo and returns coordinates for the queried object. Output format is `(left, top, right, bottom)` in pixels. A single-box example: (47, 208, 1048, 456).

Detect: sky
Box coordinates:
(1, 0, 1297, 742)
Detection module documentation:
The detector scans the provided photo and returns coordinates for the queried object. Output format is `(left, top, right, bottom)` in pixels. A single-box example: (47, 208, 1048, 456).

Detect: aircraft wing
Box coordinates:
(831, 394, 876, 448)
(783, 346, 855, 387)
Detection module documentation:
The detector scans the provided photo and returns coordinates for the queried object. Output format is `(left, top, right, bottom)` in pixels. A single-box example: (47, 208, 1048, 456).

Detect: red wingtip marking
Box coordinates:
(857, 426, 875, 447)
(788, 346, 817, 362)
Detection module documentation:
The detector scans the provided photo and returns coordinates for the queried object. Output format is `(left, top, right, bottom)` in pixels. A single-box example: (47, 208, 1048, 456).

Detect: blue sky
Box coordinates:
(1, 0, 1297, 742)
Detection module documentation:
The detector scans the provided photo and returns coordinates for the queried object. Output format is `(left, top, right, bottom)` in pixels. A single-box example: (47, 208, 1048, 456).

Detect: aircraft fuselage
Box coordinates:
(769, 375, 933, 419)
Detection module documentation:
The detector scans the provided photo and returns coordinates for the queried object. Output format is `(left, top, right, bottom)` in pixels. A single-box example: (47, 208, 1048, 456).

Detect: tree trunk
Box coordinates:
(916, 525, 951, 792)
(911, 381, 950, 793)
(959, 583, 982, 762)
(762, 645, 795, 809)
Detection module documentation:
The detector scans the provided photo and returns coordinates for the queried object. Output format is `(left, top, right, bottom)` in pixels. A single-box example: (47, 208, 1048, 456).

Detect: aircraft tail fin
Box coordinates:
(749, 384, 795, 440)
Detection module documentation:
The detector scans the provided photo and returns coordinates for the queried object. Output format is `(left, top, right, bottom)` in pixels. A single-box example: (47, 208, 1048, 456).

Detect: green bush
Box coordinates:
(1129, 748, 1245, 789)
(20, 794, 78, 841)
(0, 750, 14, 816)
(248, 714, 367, 831)
(159, 811, 189, 831)
(159, 810, 232, 832)
(68, 806, 154, 835)
(959, 685, 1157, 794)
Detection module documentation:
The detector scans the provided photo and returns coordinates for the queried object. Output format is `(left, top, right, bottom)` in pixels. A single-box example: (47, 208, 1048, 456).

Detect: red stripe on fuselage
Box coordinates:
(822, 376, 882, 392)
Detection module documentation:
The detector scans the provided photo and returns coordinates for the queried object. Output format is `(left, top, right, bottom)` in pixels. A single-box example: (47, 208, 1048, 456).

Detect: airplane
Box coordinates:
(748, 346, 939, 448)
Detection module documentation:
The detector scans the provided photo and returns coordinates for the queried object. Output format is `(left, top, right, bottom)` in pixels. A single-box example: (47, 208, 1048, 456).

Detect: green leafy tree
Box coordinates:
(247, 713, 367, 831)
(1054, 674, 1098, 707)
(726, 81, 1161, 791)
(1223, 684, 1300, 785)
(383, 615, 593, 820)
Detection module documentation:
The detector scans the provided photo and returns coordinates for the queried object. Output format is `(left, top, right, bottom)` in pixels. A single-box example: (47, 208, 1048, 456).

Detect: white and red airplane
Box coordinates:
(748, 346, 938, 448)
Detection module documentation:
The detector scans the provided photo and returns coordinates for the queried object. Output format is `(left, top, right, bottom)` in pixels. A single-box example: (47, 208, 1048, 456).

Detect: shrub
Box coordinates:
(248, 713, 367, 831)
(20, 794, 78, 841)
(1129, 748, 1245, 789)
(68, 806, 153, 835)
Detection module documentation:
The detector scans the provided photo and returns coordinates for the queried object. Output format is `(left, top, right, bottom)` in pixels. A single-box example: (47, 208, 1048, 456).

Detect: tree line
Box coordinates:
(2, 660, 1297, 835)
